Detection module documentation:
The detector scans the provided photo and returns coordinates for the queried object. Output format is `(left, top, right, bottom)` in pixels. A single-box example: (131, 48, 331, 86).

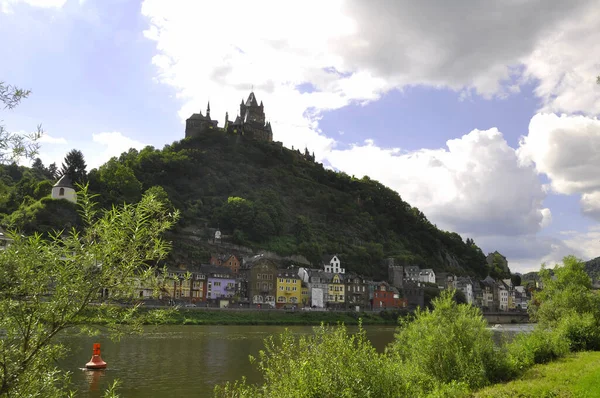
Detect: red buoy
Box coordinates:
(85, 343, 107, 370)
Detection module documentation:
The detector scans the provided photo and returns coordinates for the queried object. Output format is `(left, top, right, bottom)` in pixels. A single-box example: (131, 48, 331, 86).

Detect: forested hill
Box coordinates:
(0, 132, 499, 280)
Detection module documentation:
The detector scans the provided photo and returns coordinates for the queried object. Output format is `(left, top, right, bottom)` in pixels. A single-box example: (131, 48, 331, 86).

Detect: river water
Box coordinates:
(58, 324, 532, 397)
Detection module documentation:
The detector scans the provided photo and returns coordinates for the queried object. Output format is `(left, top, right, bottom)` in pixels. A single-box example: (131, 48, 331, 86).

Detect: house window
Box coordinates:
(278, 296, 286, 303)
(59, 187, 65, 196)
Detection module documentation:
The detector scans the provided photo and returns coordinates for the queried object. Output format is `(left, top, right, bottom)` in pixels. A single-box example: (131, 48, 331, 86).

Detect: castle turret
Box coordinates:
(206, 102, 211, 119)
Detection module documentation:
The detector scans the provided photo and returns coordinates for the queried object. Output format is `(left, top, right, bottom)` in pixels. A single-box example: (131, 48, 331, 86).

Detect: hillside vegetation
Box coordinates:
(0, 132, 497, 280)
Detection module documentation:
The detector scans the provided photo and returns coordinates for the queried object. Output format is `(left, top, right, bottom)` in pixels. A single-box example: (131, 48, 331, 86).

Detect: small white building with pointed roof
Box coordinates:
(51, 174, 77, 203)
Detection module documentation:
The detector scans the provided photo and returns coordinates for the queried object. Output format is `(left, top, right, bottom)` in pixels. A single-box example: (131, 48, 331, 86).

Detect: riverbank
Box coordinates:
(475, 351, 600, 397)
(152, 308, 403, 325)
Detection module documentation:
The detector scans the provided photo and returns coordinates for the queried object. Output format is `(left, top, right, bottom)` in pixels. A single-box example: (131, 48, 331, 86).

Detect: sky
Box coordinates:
(1, 0, 600, 273)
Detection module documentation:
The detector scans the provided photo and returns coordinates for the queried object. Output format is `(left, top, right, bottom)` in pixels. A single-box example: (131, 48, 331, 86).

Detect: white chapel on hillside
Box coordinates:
(51, 175, 77, 203)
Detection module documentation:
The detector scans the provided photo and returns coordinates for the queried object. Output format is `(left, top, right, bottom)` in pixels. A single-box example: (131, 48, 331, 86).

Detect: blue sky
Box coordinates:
(2, 0, 600, 272)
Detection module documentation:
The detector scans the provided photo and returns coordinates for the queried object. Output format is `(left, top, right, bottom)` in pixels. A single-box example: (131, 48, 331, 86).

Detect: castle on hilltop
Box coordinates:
(185, 91, 273, 142)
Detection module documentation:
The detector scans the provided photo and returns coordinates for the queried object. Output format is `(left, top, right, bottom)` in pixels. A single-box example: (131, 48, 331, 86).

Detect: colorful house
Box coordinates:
(210, 254, 241, 275)
(327, 273, 345, 309)
(276, 270, 302, 308)
(200, 265, 236, 301)
(372, 282, 407, 309)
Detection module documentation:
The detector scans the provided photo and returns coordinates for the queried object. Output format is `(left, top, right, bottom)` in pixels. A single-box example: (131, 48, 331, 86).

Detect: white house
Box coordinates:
(498, 283, 509, 311)
(51, 175, 77, 203)
(323, 255, 345, 274)
(418, 269, 436, 284)
(298, 267, 328, 308)
(454, 277, 473, 305)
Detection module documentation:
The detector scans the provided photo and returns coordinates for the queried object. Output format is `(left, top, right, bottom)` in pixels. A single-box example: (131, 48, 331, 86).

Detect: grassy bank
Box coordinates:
(475, 351, 600, 397)
(154, 308, 402, 325)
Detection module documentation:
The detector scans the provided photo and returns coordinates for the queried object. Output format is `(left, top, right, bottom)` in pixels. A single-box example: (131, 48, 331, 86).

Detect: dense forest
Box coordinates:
(0, 132, 508, 280)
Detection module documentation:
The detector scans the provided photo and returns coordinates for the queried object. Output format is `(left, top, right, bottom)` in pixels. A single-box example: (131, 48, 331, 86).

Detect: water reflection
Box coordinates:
(58, 324, 529, 398)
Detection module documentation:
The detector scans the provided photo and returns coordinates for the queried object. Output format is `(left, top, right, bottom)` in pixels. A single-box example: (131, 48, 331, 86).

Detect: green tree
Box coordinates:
(252, 210, 275, 242)
(95, 158, 143, 204)
(60, 149, 87, 184)
(0, 186, 179, 396)
(0, 81, 42, 164)
(46, 162, 58, 180)
(529, 255, 600, 328)
(218, 196, 254, 232)
(511, 274, 522, 287)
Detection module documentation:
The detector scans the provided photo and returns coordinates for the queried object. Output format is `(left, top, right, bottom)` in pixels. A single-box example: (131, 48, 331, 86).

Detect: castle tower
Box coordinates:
(206, 102, 211, 119)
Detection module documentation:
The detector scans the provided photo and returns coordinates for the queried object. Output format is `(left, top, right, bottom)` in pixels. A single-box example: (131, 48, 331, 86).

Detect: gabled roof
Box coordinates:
(322, 254, 338, 264)
(53, 174, 74, 188)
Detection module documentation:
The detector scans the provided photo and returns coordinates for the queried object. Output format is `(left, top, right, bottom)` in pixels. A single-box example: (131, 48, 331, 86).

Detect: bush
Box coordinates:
(556, 312, 600, 352)
(388, 290, 507, 390)
(506, 328, 569, 374)
(214, 322, 408, 398)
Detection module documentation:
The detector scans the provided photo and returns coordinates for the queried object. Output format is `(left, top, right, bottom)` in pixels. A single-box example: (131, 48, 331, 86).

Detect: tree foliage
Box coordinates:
(0, 81, 42, 164)
(0, 131, 492, 279)
(529, 255, 600, 328)
(60, 149, 87, 185)
(0, 186, 179, 396)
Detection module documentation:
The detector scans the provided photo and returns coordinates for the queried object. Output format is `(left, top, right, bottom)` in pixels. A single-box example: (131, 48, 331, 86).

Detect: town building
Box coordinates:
(345, 274, 370, 311)
(201, 265, 236, 301)
(418, 269, 436, 284)
(276, 270, 302, 308)
(51, 174, 77, 203)
(210, 254, 241, 275)
(298, 268, 329, 308)
(453, 276, 474, 305)
(372, 282, 407, 309)
(327, 272, 345, 309)
(247, 256, 278, 308)
(323, 254, 345, 274)
(404, 266, 420, 282)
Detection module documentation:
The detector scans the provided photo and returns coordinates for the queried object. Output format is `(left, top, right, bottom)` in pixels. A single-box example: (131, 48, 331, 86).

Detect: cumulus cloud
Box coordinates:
(327, 128, 550, 237)
(88, 131, 146, 169)
(518, 113, 600, 220)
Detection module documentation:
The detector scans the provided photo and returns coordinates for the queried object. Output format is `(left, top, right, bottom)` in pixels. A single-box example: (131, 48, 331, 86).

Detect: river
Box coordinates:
(58, 324, 532, 397)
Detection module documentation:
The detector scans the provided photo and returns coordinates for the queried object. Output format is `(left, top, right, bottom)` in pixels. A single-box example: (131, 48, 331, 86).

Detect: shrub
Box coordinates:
(506, 328, 569, 374)
(214, 322, 408, 398)
(556, 312, 600, 352)
(388, 290, 507, 390)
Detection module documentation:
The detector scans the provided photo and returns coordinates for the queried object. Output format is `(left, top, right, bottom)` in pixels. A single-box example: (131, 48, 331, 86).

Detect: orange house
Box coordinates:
(209, 254, 241, 275)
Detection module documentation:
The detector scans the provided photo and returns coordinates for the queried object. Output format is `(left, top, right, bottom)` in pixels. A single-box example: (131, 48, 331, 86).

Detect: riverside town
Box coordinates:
(3, 3, 600, 396)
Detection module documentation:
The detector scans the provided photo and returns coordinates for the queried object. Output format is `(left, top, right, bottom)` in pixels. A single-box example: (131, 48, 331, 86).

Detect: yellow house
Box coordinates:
(276, 271, 302, 308)
(301, 282, 310, 307)
(327, 273, 345, 308)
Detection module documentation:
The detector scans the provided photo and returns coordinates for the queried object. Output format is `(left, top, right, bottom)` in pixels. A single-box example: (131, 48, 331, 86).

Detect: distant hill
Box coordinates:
(585, 257, 600, 281)
(1, 131, 502, 280)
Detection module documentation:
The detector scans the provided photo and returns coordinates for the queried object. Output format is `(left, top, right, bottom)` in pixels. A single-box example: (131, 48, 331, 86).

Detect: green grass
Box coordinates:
(155, 308, 401, 326)
(474, 351, 600, 398)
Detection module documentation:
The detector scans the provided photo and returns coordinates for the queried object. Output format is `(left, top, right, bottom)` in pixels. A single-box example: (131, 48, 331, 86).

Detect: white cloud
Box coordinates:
(327, 128, 550, 237)
(38, 133, 67, 145)
(518, 113, 600, 220)
(88, 131, 146, 169)
(1, 0, 66, 13)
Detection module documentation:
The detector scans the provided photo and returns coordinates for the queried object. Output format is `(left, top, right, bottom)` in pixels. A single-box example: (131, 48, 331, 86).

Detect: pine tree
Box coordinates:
(60, 149, 87, 184)
(47, 162, 58, 180)
(31, 157, 45, 172)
